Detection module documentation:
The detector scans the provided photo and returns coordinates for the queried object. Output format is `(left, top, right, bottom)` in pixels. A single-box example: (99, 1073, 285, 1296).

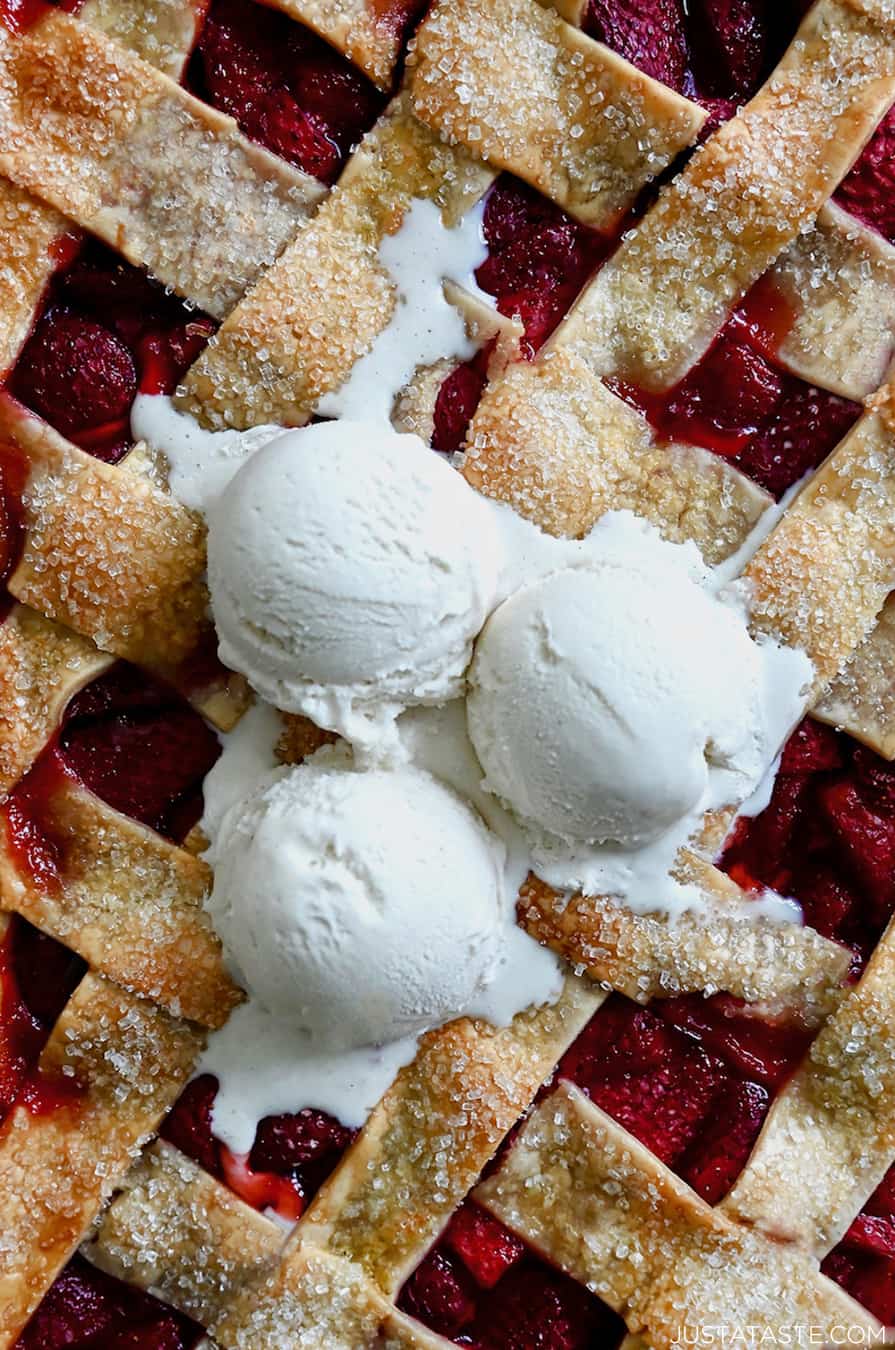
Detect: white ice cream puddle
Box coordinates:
(317, 197, 491, 424)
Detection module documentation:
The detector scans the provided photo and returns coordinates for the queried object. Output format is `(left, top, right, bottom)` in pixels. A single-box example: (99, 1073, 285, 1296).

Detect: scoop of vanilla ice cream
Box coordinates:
(467, 543, 784, 851)
(207, 757, 505, 1048)
(206, 423, 499, 748)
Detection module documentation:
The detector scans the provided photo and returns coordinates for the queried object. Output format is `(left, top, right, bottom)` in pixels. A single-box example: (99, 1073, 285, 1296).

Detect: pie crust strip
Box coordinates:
(722, 916, 895, 1257)
(265, 0, 413, 89)
(554, 0, 895, 391)
(747, 377, 895, 691)
(0, 777, 240, 1028)
(0, 974, 203, 1342)
(769, 201, 895, 402)
(0, 397, 211, 682)
(178, 94, 495, 429)
(0, 0, 209, 376)
(475, 1082, 883, 1350)
(298, 977, 604, 1295)
(407, 0, 705, 228)
(0, 11, 324, 319)
(814, 591, 895, 757)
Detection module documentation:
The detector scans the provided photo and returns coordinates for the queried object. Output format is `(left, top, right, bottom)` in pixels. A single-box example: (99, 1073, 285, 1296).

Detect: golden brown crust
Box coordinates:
(0, 975, 203, 1341)
(747, 391, 895, 690)
(408, 0, 705, 229)
(300, 978, 603, 1294)
(178, 96, 493, 429)
(519, 872, 849, 1024)
(722, 922, 895, 1255)
(463, 349, 772, 560)
(0, 182, 68, 378)
(0, 12, 322, 318)
(0, 399, 211, 673)
(814, 592, 895, 756)
(476, 1085, 882, 1350)
(77, 0, 208, 80)
(556, 0, 895, 389)
(0, 776, 240, 1028)
(86, 1141, 285, 1327)
(771, 201, 895, 401)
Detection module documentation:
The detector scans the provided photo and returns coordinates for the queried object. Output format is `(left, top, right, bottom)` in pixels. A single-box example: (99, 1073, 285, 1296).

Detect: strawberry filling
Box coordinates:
(187, 0, 385, 183)
(15, 1256, 202, 1350)
(7, 239, 216, 462)
(722, 718, 895, 971)
(824, 1167, 895, 1326)
(160, 1073, 356, 1222)
(584, 0, 809, 118)
(0, 916, 84, 1124)
(835, 106, 895, 247)
(610, 290, 861, 498)
(398, 1200, 625, 1347)
(3, 663, 221, 895)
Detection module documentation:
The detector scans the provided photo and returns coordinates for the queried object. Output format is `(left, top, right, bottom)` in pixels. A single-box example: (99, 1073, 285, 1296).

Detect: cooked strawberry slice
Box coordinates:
(779, 720, 844, 776)
(432, 349, 491, 455)
(11, 918, 84, 1031)
(656, 994, 811, 1089)
(469, 1261, 617, 1349)
(558, 998, 728, 1163)
(732, 379, 860, 499)
(677, 1079, 769, 1202)
(400, 1249, 477, 1336)
(658, 330, 783, 456)
(841, 1214, 895, 1260)
(249, 1106, 355, 1198)
(160, 1074, 223, 1179)
(686, 0, 769, 101)
(792, 864, 860, 948)
(17, 1256, 202, 1350)
(10, 310, 136, 441)
(445, 1202, 526, 1290)
(58, 663, 221, 842)
(584, 0, 689, 91)
(137, 320, 216, 397)
(191, 0, 383, 182)
(822, 1249, 895, 1328)
(219, 1147, 305, 1221)
(819, 781, 895, 923)
(835, 106, 895, 246)
(721, 773, 807, 887)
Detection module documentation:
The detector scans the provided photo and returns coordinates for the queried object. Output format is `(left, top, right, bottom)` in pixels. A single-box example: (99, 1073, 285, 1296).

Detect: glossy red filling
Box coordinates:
(584, 0, 809, 123)
(160, 1073, 356, 1222)
(722, 718, 895, 972)
(399, 1198, 625, 1348)
(824, 1166, 895, 1326)
(0, 916, 85, 1122)
(835, 106, 895, 247)
(187, 0, 385, 184)
(7, 239, 216, 462)
(3, 663, 221, 894)
(610, 287, 861, 498)
(16, 1255, 202, 1350)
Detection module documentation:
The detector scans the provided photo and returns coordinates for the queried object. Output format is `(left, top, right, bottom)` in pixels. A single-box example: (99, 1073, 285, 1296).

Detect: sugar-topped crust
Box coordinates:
(408, 0, 705, 229)
(0, 399, 211, 675)
(87, 1141, 285, 1328)
(475, 1084, 883, 1350)
(0, 974, 203, 1338)
(0, 182, 68, 379)
(722, 920, 895, 1256)
(0, 12, 323, 318)
(178, 95, 494, 429)
(770, 201, 895, 401)
(814, 593, 895, 756)
(300, 977, 602, 1294)
(0, 775, 240, 1028)
(463, 349, 772, 560)
(518, 872, 849, 1024)
(747, 380, 895, 691)
(556, 0, 895, 390)
(76, 0, 208, 80)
